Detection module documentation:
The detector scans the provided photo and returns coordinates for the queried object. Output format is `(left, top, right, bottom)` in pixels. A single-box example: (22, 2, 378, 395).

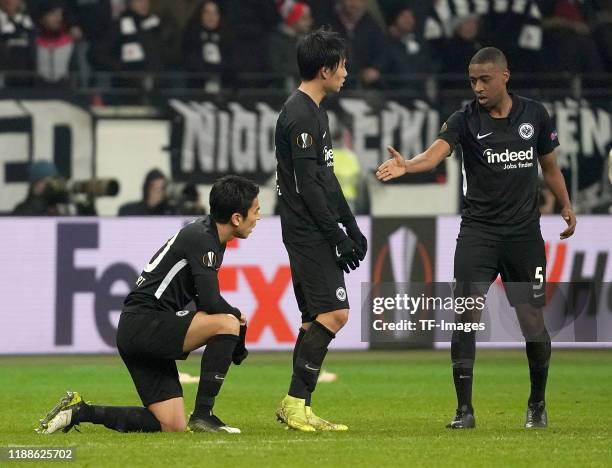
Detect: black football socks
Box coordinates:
(193, 334, 239, 419)
(525, 329, 551, 406)
(291, 327, 314, 405)
(288, 321, 335, 400)
(75, 405, 161, 432)
(451, 329, 476, 412)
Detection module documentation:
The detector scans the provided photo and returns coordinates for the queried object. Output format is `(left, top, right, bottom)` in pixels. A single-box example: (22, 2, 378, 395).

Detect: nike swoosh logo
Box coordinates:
(533, 292, 545, 298)
(335, 246, 341, 258)
(214, 374, 225, 381)
(305, 364, 320, 371)
(323, 131, 327, 138)
(477, 132, 493, 140)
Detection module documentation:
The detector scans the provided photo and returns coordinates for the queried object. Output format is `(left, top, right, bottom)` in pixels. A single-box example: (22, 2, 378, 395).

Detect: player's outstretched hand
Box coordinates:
(560, 206, 577, 240)
(334, 236, 360, 273)
(376, 146, 407, 182)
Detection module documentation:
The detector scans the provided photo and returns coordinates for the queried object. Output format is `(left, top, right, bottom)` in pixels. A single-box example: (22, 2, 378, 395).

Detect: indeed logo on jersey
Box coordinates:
(324, 145, 334, 167)
(484, 146, 534, 169)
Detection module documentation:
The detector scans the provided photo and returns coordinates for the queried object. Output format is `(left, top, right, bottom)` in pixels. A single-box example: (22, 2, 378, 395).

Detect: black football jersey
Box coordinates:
(123, 216, 227, 314)
(437, 94, 559, 239)
(275, 90, 347, 244)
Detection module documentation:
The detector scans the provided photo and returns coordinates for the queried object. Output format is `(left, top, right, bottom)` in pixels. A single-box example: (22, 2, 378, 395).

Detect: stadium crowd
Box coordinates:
(0, 0, 611, 90)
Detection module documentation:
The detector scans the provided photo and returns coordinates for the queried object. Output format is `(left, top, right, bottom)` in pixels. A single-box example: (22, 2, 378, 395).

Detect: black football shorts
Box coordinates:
(284, 240, 349, 322)
(116, 308, 197, 407)
(453, 230, 547, 307)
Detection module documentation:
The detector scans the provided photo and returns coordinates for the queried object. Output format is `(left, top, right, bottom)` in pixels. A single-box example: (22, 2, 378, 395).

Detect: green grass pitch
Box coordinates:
(1, 350, 611, 467)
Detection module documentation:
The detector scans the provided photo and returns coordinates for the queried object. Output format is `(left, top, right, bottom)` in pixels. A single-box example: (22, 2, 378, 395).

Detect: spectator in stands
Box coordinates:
(541, 0, 603, 74)
(94, 0, 167, 89)
(268, 1, 313, 91)
(332, 0, 386, 88)
(118, 168, 172, 216)
(0, 0, 35, 86)
(383, 5, 434, 89)
(182, 0, 228, 92)
(439, 15, 481, 75)
(35, 0, 77, 86)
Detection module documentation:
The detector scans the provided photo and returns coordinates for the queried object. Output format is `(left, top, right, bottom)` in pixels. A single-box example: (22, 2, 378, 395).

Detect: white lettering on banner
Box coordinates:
(169, 100, 216, 173)
(552, 100, 579, 170)
(0, 102, 29, 213)
(340, 99, 440, 171)
(191, 101, 219, 172)
(229, 103, 257, 172)
(382, 101, 438, 169)
(255, 103, 278, 173)
(340, 98, 380, 171)
(580, 107, 611, 157)
(217, 110, 231, 172)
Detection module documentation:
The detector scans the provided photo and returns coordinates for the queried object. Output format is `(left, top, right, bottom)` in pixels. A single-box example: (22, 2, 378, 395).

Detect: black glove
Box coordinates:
(333, 235, 360, 273)
(345, 220, 367, 261)
(232, 324, 248, 365)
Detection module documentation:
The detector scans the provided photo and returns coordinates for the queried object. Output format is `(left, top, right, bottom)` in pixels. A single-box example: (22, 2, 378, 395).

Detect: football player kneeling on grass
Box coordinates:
(36, 175, 259, 434)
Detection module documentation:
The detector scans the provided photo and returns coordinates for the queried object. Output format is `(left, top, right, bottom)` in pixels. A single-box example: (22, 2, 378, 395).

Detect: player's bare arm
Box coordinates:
(538, 152, 577, 239)
(376, 139, 451, 181)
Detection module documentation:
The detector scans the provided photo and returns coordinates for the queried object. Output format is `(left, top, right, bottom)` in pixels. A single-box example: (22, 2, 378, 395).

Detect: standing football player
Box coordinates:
(377, 47, 576, 429)
(37, 175, 260, 434)
(274, 28, 367, 432)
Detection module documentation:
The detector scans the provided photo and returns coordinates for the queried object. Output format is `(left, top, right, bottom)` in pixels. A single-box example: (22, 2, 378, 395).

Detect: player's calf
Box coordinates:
(289, 320, 335, 400)
(189, 332, 239, 432)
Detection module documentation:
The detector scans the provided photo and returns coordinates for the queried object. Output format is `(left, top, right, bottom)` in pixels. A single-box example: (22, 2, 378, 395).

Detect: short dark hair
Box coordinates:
(209, 175, 259, 223)
(470, 47, 508, 68)
(297, 28, 347, 81)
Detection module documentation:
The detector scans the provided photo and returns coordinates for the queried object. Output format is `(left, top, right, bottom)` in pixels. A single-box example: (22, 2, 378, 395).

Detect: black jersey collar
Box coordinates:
(476, 93, 523, 133)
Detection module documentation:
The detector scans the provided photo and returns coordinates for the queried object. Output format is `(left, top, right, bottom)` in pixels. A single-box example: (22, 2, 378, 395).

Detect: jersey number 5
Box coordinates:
(534, 266, 544, 290)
